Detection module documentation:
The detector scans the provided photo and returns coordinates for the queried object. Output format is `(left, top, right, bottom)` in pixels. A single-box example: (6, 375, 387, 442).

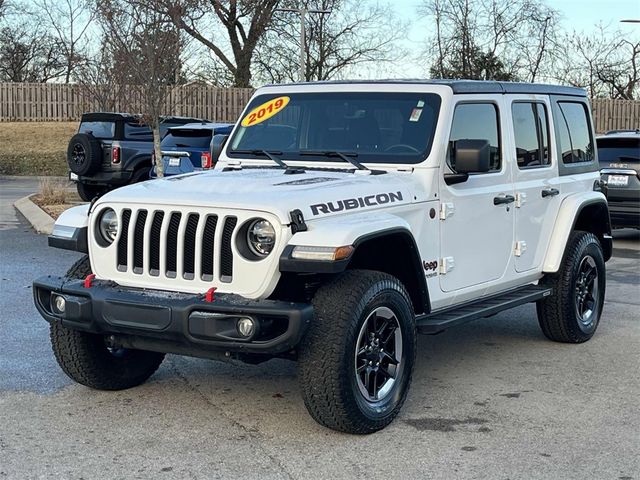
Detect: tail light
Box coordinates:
(112, 146, 121, 164)
(201, 152, 213, 169)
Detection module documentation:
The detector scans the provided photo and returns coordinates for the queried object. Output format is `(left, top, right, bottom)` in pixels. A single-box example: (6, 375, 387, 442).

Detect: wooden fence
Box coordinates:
(590, 98, 640, 133)
(0, 83, 639, 132)
(0, 83, 254, 123)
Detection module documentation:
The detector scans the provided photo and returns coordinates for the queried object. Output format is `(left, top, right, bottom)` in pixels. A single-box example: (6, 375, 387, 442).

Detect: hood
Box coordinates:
(96, 168, 419, 223)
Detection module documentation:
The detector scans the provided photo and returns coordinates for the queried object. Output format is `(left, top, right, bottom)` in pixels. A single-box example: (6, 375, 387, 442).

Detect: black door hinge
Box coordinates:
(289, 209, 307, 233)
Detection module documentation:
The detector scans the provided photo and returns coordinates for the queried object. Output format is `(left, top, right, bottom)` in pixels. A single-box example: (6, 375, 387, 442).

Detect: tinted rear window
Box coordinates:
(79, 121, 115, 139)
(597, 137, 640, 164)
(162, 129, 213, 148)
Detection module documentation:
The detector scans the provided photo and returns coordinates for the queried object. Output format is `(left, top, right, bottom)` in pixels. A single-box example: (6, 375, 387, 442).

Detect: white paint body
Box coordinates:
(53, 82, 603, 310)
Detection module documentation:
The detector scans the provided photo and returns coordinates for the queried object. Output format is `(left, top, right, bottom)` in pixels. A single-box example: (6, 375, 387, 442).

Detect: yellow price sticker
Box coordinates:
(241, 96, 290, 127)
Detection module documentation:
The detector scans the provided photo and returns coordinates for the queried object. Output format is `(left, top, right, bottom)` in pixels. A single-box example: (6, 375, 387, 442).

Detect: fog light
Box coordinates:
(237, 317, 256, 338)
(53, 295, 66, 314)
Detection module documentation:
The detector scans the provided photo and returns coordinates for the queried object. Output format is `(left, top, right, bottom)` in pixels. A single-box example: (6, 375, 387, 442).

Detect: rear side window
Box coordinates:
(79, 121, 115, 139)
(448, 103, 501, 171)
(556, 102, 594, 164)
(512, 102, 550, 168)
(124, 122, 153, 140)
(162, 129, 213, 148)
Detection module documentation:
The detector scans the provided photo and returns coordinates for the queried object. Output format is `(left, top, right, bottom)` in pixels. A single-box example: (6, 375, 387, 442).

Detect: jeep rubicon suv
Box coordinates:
(67, 113, 207, 201)
(36, 81, 612, 434)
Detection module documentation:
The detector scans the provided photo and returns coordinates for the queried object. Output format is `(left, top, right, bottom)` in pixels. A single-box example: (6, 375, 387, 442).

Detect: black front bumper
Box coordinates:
(33, 276, 313, 357)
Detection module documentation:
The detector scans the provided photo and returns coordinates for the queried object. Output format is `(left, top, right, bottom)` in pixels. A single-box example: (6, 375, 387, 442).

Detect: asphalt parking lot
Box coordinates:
(0, 176, 638, 480)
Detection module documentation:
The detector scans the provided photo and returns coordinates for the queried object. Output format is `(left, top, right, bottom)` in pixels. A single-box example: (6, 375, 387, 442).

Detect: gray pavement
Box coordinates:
(0, 178, 638, 479)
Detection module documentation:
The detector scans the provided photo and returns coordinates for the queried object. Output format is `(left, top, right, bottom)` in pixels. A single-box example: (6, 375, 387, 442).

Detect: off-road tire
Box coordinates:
(67, 133, 102, 176)
(131, 166, 150, 184)
(76, 182, 105, 202)
(49, 256, 165, 390)
(299, 270, 416, 434)
(537, 231, 606, 343)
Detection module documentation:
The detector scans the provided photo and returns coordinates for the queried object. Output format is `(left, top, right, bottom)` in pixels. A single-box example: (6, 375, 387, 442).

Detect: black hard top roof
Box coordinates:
(80, 112, 209, 124)
(266, 79, 586, 97)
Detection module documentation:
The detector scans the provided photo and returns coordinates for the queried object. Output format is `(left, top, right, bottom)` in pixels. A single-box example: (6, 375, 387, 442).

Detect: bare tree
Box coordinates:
(74, 37, 125, 111)
(0, 21, 66, 82)
(253, 0, 404, 83)
(421, 0, 560, 81)
(34, 0, 96, 83)
(557, 26, 639, 100)
(98, 0, 184, 177)
(153, 0, 280, 87)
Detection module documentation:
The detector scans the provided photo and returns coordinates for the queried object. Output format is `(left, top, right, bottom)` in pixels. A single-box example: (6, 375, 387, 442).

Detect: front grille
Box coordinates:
(116, 207, 238, 283)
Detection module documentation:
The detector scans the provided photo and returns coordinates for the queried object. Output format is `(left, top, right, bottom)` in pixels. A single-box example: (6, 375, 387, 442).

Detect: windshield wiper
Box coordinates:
(233, 149, 304, 174)
(299, 150, 387, 175)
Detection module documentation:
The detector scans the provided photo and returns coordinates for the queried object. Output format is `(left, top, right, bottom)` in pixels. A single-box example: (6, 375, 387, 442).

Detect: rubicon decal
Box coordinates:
(310, 191, 403, 216)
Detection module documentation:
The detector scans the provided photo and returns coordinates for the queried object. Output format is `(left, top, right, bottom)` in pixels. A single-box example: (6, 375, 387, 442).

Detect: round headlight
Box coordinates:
(247, 219, 275, 257)
(98, 208, 118, 244)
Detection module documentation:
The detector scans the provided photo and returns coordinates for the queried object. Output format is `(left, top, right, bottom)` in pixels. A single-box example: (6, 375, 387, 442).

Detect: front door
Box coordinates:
(439, 98, 515, 293)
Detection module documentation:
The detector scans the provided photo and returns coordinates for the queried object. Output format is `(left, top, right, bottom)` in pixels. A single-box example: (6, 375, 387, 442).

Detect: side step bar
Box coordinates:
(416, 285, 552, 335)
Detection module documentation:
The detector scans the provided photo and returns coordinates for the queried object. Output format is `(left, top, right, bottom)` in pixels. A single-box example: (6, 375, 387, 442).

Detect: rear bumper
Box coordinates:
(607, 200, 640, 228)
(74, 170, 133, 187)
(33, 276, 313, 357)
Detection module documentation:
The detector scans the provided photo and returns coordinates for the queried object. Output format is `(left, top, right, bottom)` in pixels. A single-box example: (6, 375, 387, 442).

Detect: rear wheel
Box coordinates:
(131, 166, 150, 184)
(299, 270, 416, 434)
(76, 182, 105, 202)
(537, 231, 606, 343)
(49, 256, 165, 390)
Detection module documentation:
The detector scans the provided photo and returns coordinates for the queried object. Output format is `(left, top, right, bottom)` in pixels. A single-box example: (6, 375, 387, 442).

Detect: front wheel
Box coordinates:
(298, 270, 416, 434)
(49, 256, 165, 390)
(537, 231, 606, 343)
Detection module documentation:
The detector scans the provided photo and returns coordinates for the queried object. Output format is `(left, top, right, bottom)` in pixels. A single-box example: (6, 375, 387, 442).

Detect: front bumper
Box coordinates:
(33, 276, 313, 357)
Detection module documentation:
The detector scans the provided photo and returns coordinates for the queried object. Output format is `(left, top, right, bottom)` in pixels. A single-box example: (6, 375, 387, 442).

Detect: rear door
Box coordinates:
(509, 97, 561, 273)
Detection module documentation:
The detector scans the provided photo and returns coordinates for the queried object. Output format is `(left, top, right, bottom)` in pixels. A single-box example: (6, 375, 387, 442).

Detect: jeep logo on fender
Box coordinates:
(310, 191, 403, 216)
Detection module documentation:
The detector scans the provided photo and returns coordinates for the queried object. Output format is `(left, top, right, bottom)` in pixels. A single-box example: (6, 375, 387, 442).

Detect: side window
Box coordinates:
(449, 103, 501, 172)
(125, 122, 153, 141)
(557, 102, 594, 164)
(512, 102, 550, 168)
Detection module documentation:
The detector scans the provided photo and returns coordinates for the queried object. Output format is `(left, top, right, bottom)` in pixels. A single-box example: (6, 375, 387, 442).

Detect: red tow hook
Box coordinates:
(205, 287, 217, 303)
(84, 274, 96, 288)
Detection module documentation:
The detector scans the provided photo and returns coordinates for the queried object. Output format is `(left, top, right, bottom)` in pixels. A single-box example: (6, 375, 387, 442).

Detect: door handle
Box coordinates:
(493, 194, 515, 205)
(541, 188, 560, 198)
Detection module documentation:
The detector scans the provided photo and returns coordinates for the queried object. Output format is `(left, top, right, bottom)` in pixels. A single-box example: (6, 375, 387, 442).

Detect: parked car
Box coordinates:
(149, 122, 233, 178)
(67, 113, 208, 201)
(39, 80, 611, 434)
(597, 130, 640, 229)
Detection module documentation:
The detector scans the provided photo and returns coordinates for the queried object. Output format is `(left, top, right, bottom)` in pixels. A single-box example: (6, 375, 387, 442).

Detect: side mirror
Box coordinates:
(453, 139, 491, 174)
(211, 134, 229, 163)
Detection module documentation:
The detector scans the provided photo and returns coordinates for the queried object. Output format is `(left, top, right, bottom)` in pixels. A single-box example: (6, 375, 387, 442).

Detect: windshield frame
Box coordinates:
(225, 90, 442, 166)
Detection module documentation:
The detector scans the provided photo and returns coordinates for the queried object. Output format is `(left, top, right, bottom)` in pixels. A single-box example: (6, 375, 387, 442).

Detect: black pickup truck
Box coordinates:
(67, 113, 207, 201)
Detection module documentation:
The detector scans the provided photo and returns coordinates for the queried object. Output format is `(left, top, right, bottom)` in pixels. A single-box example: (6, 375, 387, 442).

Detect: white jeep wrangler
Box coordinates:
(35, 80, 612, 434)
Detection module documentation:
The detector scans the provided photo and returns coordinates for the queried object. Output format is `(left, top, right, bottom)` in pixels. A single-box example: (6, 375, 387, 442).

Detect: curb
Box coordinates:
(14, 194, 55, 235)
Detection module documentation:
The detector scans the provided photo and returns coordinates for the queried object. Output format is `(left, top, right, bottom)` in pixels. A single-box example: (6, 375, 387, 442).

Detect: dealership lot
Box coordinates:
(0, 177, 638, 480)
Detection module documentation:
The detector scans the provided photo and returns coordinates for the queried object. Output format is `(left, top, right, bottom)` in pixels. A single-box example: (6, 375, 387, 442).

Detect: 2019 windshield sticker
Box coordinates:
(310, 191, 403, 216)
(241, 96, 290, 127)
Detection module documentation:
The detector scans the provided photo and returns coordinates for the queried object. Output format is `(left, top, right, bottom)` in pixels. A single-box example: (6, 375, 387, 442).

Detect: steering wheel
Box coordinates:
(384, 144, 420, 153)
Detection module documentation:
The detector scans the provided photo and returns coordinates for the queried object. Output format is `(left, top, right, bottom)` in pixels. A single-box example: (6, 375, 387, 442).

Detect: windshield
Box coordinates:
(228, 92, 441, 164)
(162, 129, 212, 148)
